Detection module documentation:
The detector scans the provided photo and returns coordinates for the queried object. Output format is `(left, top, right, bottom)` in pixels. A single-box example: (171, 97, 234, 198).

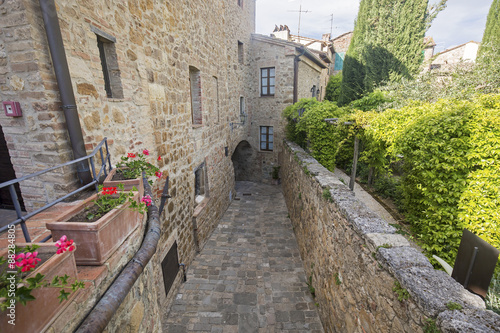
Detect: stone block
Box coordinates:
(365, 233, 411, 252)
(395, 266, 485, 317)
(436, 308, 500, 332)
(377, 246, 433, 275)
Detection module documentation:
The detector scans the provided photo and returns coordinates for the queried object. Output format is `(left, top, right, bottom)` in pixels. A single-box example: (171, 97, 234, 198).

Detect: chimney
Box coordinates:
(271, 24, 290, 41)
(322, 33, 331, 42)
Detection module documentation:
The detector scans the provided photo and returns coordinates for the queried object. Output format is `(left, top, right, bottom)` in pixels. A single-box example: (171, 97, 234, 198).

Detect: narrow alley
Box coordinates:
(164, 182, 324, 332)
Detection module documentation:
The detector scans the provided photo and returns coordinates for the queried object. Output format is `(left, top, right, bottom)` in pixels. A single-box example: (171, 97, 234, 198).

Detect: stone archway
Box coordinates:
(231, 140, 257, 181)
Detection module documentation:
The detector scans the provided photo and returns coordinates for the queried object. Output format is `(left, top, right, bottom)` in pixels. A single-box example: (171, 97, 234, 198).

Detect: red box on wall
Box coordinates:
(3, 101, 22, 117)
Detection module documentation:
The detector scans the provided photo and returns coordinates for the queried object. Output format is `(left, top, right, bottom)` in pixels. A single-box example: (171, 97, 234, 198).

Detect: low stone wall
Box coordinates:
(280, 141, 500, 333)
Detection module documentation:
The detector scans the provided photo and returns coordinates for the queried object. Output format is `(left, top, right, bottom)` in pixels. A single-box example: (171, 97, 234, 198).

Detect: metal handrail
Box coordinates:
(0, 138, 112, 242)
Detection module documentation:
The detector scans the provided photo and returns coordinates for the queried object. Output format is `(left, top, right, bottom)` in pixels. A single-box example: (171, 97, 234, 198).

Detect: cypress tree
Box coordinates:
(339, 0, 430, 105)
(479, 0, 500, 62)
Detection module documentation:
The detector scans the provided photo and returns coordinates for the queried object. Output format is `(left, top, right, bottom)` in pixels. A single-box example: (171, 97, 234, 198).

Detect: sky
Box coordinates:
(255, 0, 493, 53)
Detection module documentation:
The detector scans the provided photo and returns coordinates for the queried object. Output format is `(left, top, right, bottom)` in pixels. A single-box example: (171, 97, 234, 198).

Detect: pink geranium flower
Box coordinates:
(141, 195, 152, 207)
(15, 251, 41, 272)
(143, 149, 149, 155)
(155, 171, 162, 178)
(55, 235, 75, 254)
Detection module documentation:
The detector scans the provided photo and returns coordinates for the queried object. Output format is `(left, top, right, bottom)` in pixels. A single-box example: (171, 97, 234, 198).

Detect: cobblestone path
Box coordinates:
(164, 181, 324, 332)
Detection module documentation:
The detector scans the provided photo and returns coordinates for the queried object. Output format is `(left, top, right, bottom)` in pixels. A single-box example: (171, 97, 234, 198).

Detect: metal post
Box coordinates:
(105, 138, 112, 172)
(464, 247, 479, 288)
(89, 156, 99, 192)
(349, 136, 359, 191)
(99, 147, 107, 178)
(159, 176, 171, 215)
(9, 184, 31, 242)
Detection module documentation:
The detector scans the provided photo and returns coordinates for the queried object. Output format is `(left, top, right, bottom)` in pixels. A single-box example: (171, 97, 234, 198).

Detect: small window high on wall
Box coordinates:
(194, 162, 208, 204)
(189, 66, 202, 125)
(260, 126, 273, 151)
(238, 0, 243, 7)
(92, 26, 123, 99)
(238, 41, 244, 64)
(260, 67, 275, 96)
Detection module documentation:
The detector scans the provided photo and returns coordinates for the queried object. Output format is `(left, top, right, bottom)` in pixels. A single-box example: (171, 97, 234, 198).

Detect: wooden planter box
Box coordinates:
(0, 243, 79, 333)
(103, 168, 144, 198)
(46, 192, 142, 266)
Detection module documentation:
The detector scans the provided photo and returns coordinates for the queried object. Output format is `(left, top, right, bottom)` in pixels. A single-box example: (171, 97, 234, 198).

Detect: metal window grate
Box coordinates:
(161, 241, 180, 296)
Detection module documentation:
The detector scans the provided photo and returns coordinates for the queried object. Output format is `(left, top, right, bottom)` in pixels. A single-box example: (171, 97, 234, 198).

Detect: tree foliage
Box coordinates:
(339, 0, 440, 105)
(324, 72, 343, 102)
(478, 0, 500, 62)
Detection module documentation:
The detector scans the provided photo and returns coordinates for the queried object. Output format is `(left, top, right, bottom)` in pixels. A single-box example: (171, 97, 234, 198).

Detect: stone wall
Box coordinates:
(280, 140, 499, 333)
(0, 0, 78, 212)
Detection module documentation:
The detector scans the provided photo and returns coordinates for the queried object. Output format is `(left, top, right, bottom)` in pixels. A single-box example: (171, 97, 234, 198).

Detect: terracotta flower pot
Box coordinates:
(0, 243, 79, 333)
(103, 168, 144, 198)
(46, 192, 142, 266)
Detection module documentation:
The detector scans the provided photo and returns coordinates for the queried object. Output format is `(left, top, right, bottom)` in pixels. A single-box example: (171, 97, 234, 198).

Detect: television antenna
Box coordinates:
(287, 5, 311, 42)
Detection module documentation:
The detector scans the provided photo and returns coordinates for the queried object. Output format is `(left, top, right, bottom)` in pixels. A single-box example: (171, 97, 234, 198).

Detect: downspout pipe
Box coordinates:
(39, 0, 92, 184)
(75, 173, 162, 333)
(293, 46, 307, 104)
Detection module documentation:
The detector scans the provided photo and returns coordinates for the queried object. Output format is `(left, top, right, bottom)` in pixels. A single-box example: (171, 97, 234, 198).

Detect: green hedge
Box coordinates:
(358, 95, 500, 265)
(284, 94, 500, 268)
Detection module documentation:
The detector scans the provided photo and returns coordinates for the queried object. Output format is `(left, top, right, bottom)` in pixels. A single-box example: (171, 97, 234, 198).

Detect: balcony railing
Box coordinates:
(0, 138, 112, 242)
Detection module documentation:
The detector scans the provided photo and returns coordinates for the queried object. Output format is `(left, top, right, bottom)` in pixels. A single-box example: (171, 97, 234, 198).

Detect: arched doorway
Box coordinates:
(231, 140, 257, 181)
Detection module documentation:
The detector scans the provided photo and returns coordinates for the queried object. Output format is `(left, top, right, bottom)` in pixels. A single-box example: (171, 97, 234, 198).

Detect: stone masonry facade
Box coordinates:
(0, 0, 331, 331)
(280, 140, 500, 333)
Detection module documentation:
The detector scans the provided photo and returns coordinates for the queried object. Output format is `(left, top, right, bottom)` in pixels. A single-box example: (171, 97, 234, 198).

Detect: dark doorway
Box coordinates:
(0, 125, 25, 210)
(231, 140, 257, 181)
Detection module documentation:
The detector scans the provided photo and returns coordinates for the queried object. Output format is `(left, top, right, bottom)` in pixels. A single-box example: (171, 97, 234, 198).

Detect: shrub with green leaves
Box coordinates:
(360, 95, 500, 266)
(282, 98, 319, 148)
(298, 101, 352, 171)
(325, 72, 342, 102)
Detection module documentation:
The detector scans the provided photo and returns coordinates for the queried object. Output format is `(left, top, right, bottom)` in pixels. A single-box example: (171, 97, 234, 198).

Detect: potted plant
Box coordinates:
(103, 149, 162, 198)
(46, 185, 150, 266)
(0, 236, 84, 333)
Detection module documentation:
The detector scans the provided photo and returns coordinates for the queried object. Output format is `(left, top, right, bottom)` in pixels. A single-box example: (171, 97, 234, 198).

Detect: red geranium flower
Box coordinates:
(127, 153, 136, 158)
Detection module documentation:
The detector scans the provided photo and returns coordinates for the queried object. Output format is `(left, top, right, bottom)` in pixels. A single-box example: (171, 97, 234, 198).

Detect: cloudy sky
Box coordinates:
(255, 0, 493, 53)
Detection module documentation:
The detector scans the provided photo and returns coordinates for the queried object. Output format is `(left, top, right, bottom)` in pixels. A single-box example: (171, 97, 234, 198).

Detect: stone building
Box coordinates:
(0, 0, 328, 330)
(331, 31, 353, 74)
(430, 40, 480, 71)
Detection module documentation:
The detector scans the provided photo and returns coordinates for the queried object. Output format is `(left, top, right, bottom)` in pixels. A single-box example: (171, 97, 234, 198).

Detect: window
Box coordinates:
(260, 67, 275, 96)
(334, 52, 345, 71)
(213, 76, 219, 123)
(238, 41, 244, 64)
(238, 0, 243, 7)
(194, 162, 208, 204)
(189, 66, 202, 125)
(260, 126, 274, 151)
(92, 26, 123, 99)
(239, 96, 245, 118)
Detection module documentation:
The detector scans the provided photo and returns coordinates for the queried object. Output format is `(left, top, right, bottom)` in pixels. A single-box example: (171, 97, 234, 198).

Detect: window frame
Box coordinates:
(260, 67, 275, 97)
(260, 126, 274, 151)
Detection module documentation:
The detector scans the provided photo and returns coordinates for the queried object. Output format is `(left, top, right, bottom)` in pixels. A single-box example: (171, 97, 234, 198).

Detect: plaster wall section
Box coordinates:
(280, 140, 499, 333)
(297, 57, 323, 100)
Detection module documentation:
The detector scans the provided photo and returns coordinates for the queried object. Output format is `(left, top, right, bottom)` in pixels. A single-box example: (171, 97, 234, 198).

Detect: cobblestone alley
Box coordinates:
(164, 181, 324, 332)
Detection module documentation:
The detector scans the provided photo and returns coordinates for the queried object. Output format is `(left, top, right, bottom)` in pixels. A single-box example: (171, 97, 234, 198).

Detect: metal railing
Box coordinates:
(0, 138, 112, 243)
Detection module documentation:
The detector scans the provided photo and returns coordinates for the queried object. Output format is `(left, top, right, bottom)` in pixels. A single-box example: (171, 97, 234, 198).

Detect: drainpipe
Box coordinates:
(76, 173, 162, 332)
(293, 46, 307, 104)
(39, 0, 92, 184)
